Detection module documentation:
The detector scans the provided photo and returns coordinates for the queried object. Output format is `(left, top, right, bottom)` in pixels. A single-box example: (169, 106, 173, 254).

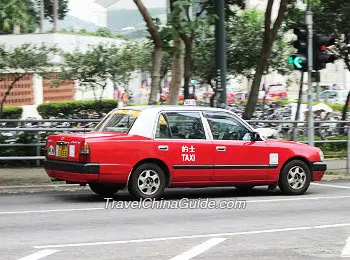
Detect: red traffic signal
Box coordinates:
(313, 34, 336, 71)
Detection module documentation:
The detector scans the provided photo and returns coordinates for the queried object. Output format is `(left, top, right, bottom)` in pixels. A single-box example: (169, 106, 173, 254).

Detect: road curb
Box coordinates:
(0, 184, 89, 194)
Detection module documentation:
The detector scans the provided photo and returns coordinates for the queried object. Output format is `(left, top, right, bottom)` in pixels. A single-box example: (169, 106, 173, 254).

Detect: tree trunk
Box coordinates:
(183, 41, 193, 99)
(13, 24, 20, 34)
(167, 37, 184, 105)
(0, 74, 24, 119)
(53, 0, 59, 32)
(342, 60, 350, 121)
(295, 72, 304, 121)
(40, 0, 45, 33)
(342, 91, 350, 121)
(209, 81, 216, 107)
(148, 46, 163, 104)
(243, 53, 269, 119)
(133, 0, 163, 105)
(242, 0, 288, 120)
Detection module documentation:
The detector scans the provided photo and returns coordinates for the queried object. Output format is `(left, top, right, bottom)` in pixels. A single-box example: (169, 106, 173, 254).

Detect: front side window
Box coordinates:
(204, 112, 251, 141)
(155, 111, 206, 139)
(93, 110, 140, 133)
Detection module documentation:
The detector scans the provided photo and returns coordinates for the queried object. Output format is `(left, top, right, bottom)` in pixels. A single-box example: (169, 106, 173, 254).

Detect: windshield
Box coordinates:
(93, 109, 140, 133)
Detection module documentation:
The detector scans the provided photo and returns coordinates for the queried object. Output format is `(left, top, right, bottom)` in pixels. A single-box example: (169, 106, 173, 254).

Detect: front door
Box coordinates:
(203, 111, 272, 182)
(153, 111, 214, 184)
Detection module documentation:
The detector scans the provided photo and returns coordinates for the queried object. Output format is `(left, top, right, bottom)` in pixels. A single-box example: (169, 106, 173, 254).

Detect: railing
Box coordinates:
(0, 118, 349, 174)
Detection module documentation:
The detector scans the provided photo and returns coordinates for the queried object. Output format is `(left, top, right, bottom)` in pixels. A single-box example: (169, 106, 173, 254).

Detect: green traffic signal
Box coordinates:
(288, 55, 306, 70)
(288, 56, 294, 64)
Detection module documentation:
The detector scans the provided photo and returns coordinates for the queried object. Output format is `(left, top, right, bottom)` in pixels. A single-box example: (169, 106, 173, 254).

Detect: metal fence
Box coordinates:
(0, 118, 349, 174)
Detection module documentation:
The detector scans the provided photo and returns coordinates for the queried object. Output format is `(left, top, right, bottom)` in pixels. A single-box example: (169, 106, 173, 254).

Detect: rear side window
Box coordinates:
(155, 112, 206, 139)
(93, 110, 140, 133)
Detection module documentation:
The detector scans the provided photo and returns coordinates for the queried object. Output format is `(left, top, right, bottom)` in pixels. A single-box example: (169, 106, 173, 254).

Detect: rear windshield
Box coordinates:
(93, 110, 140, 133)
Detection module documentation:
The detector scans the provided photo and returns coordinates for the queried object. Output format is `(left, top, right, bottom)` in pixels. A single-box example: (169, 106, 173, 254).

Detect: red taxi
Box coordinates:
(44, 106, 326, 199)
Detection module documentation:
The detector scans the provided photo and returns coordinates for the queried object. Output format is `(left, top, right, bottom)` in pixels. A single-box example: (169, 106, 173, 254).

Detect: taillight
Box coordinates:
(79, 141, 90, 163)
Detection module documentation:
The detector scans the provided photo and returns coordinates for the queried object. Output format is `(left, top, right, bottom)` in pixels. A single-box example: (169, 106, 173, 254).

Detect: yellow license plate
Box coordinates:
(56, 144, 68, 158)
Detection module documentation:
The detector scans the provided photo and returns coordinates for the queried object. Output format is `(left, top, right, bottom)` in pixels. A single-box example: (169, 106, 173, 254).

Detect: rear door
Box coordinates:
(153, 111, 214, 183)
(203, 111, 272, 182)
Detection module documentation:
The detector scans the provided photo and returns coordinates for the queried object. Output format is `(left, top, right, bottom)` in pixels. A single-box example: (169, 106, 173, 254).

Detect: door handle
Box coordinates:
(158, 145, 168, 151)
(216, 146, 226, 151)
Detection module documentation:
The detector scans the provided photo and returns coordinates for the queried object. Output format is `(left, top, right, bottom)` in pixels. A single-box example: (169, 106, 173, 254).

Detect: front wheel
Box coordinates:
(278, 160, 311, 195)
(129, 163, 166, 199)
(89, 183, 120, 196)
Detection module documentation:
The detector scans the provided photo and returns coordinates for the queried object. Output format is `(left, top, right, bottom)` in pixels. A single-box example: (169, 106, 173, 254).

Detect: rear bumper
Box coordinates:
(311, 162, 327, 181)
(44, 159, 99, 183)
(44, 159, 99, 174)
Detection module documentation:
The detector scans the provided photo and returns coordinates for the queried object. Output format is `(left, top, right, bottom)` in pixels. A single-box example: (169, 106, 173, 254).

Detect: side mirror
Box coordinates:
(250, 131, 261, 142)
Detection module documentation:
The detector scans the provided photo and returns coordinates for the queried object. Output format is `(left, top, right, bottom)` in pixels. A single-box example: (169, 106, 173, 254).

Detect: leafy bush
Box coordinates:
(37, 99, 118, 118)
(2, 106, 23, 119)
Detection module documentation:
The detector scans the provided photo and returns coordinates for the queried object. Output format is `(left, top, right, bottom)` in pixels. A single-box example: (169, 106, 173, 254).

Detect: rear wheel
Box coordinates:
(129, 163, 166, 199)
(278, 160, 311, 195)
(89, 183, 120, 196)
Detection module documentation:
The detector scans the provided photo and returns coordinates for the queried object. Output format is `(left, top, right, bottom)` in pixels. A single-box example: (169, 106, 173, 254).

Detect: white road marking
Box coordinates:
(342, 234, 350, 258)
(2, 195, 350, 215)
(0, 207, 103, 215)
(17, 249, 60, 260)
(311, 183, 350, 189)
(248, 195, 350, 203)
(169, 238, 226, 260)
(34, 222, 350, 249)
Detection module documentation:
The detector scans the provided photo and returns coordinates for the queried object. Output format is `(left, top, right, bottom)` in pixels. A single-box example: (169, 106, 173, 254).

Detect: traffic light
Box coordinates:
(313, 35, 336, 71)
(289, 25, 308, 72)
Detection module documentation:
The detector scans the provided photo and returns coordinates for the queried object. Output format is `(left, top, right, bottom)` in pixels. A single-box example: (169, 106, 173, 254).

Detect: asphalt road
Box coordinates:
(1, 181, 350, 260)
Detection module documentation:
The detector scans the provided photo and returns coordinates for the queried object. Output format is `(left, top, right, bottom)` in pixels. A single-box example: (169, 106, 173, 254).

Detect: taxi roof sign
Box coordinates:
(183, 99, 196, 106)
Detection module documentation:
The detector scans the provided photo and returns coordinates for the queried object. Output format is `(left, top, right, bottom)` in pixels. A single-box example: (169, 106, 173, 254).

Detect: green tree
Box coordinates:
(242, 0, 291, 119)
(168, 0, 245, 100)
(0, 44, 58, 118)
(95, 27, 113, 38)
(40, 0, 69, 22)
(192, 29, 216, 105)
(0, 0, 39, 34)
(311, 0, 350, 121)
(0, 0, 69, 34)
(59, 43, 140, 101)
(192, 9, 292, 106)
(133, 0, 164, 105)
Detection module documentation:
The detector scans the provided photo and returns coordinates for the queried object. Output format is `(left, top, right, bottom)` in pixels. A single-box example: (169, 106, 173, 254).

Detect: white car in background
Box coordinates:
(319, 90, 349, 104)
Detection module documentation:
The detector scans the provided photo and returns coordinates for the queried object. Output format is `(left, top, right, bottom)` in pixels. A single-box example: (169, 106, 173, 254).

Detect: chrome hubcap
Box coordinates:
(287, 166, 306, 190)
(138, 170, 160, 195)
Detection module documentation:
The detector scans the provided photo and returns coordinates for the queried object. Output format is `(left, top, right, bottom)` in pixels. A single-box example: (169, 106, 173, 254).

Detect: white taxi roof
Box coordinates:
(112, 105, 252, 139)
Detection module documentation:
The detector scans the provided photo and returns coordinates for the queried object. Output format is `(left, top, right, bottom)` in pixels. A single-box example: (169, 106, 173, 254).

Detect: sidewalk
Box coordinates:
(0, 167, 56, 186)
(0, 167, 87, 193)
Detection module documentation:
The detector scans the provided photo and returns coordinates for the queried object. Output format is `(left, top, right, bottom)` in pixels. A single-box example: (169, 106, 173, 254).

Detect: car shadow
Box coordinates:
(52, 186, 319, 203)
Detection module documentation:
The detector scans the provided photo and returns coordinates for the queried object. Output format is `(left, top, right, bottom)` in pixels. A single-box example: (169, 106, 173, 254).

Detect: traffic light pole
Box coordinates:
(306, 1, 314, 146)
(215, 0, 227, 108)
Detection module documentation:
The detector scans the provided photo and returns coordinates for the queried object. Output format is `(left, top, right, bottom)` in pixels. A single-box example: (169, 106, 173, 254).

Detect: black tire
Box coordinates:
(278, 160, 311, 195)
(129, 163, 166, 199)
(234, 185, 255, 191)
(89, 183, 120, 196)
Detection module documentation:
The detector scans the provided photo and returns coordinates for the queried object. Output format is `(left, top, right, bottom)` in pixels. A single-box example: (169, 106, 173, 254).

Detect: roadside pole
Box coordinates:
(347, 126, 350, 175)
(316, 81, 320, 102)
(215, 0, 227, 108)
(306, 0, 314, 146)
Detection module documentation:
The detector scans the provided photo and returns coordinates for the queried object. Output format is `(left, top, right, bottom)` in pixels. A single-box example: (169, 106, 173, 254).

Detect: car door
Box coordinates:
(203, 111, 272, 182)
(153, 111, 214, 184)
